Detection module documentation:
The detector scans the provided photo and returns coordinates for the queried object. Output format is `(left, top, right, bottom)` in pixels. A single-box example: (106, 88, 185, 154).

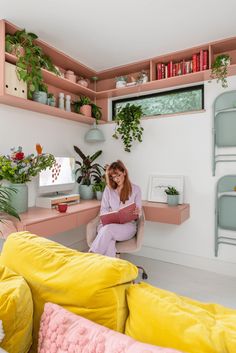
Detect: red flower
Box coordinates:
(15, 152, 25, 160)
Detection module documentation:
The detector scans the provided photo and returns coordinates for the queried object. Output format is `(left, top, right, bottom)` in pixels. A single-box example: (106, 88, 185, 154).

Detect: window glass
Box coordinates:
(112, 85, 204, 119)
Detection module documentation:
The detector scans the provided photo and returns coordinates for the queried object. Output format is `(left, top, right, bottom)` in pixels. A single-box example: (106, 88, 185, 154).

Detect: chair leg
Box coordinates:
(137, 266, 148, 280)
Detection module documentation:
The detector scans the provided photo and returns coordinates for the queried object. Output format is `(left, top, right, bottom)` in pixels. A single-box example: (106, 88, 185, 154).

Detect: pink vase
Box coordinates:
(80, 105, 92, 117)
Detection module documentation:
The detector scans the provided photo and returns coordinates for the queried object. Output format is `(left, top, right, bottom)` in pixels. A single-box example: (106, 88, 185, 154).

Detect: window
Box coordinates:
(112, 85, 204, 119)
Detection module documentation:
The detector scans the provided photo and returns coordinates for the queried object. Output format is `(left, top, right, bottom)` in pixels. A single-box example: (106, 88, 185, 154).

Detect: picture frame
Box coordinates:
(148, 175, 184, 204)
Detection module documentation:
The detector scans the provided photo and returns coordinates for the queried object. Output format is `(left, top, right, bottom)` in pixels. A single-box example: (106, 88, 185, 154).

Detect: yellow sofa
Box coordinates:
(0, 232, 235, 353)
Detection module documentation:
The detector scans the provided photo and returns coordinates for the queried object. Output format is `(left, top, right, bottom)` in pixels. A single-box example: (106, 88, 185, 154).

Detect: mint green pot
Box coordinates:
(167, 194, 179, 206)
(9, 183, 28, 213)
(79, 185, 94, 200)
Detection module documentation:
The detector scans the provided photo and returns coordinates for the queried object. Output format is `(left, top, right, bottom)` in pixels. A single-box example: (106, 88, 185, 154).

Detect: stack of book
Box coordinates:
(156, 49, 209, 80)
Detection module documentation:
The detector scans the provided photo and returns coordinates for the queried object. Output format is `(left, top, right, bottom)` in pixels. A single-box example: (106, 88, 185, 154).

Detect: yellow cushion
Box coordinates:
(0, 232, 138, 353)
(125, 282, 236, 353)
(0, 264, 33, 353)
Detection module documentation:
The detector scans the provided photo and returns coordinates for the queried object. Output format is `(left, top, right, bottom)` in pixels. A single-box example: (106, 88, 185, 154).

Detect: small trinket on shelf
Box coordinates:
(77, 77, 89, 88)
(65, 70, 76, 83)
(65, 95, 71, 112)
(58, 92, 65, 110)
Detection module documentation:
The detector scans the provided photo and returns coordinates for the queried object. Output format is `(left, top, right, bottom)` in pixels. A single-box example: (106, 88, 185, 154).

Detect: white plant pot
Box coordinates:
(116, 81, 127, 88)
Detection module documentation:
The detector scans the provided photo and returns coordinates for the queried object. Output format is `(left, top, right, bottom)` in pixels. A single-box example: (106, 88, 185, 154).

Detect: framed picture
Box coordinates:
(148, 175, 184, 204)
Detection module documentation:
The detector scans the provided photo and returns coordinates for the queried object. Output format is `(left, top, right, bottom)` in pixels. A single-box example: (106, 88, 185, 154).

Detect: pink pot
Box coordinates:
(80, 105, 92, 117)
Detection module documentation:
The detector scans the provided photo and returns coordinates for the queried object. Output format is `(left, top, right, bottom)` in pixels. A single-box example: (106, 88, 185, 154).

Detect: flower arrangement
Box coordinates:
(0, 144, 55, 184)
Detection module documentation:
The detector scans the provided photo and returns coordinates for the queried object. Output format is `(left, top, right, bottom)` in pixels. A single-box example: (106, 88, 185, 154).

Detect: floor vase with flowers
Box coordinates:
(9, 183, 28, 214)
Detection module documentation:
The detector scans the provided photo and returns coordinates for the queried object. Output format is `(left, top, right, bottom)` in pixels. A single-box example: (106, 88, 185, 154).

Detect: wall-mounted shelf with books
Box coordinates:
(1, 19, 236, 125)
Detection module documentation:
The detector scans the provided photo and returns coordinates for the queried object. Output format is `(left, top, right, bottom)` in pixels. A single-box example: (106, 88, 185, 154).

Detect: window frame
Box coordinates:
(112, 84, 204, 120)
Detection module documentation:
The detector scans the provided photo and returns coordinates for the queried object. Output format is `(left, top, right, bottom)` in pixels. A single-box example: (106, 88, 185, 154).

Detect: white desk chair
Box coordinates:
(86, 209, 148, 279)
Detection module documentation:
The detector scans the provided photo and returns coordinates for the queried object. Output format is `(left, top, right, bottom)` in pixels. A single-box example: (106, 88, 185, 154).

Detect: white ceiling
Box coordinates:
(2, 0, 236, 71)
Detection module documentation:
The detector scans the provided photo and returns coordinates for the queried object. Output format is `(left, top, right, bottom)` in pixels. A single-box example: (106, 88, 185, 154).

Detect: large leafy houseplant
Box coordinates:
(211, 54, 231, 88)
(73, 146, 104, 186)
(5, 29, 59, 97)
(0, 184, 20, 225)
(113, 103, 144, 152)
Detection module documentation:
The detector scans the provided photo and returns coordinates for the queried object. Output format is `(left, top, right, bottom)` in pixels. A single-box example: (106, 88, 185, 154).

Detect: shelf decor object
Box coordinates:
(215, 175, 236, 256)
(212, 90, 236, 176)
(1, 20, 236, 124)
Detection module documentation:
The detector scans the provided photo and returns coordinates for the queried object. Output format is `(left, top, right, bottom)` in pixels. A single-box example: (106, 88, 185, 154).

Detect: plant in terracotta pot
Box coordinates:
(211, 54, 231, 88)
(73, 145, 104, 200)
(164, 186, 179, 206)
(73, 96, 102, 122)
(113, 103, 144, 152)
(5, 29, 59, 98)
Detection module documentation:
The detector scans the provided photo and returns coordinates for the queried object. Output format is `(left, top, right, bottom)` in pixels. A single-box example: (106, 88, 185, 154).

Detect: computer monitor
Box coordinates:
(38, 157, 76, 195)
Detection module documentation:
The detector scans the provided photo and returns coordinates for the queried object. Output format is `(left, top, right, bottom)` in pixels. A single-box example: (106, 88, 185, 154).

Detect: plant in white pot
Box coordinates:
(92, 178, 106, 201)
(115, 76, 128, 88)
(73, 146, 104, 200)
(164, 186, 179, 206)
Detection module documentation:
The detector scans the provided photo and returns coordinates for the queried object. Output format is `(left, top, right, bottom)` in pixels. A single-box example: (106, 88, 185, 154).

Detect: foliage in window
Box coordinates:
(113, 86, 203, 119)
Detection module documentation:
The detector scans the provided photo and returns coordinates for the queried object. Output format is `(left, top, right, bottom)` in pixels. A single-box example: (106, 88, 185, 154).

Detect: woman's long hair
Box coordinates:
(106, 160, 132, 204)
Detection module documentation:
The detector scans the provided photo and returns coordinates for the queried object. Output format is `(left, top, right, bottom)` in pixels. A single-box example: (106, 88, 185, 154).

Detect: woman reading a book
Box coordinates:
(89, 160, 141, 257)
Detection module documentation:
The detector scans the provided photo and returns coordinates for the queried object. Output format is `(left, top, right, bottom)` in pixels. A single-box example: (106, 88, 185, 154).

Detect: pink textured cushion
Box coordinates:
(38, 303, 183, 353)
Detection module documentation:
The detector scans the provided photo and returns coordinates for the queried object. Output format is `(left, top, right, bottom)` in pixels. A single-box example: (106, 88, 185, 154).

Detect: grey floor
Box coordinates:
(123, 254, 236, 309)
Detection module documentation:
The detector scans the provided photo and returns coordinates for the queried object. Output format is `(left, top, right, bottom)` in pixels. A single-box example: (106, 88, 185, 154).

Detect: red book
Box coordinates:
(100, 202, 137, 225)
(199, 49, 203, 71)
(203, 50, 208, 70)
(157, 63, 162, 80)
(196, 54, 200, 71)
(192, 54, 197, 72)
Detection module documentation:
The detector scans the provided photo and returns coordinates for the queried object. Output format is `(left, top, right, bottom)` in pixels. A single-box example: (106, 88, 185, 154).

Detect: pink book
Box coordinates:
(100, 202, 137, 225)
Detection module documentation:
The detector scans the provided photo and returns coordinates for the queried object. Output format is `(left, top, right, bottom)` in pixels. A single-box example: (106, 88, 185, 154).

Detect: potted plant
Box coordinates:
(115, 76, 128, 88)
(32, 83, 48, 105)
(0, 184, 20, 227)
(5, 29, 59, 98)
(164, 186, 179, 206)
(73, 96, 102, 122)
(47, 93, 56, 107)
(211, 54, 231, 88)
(92, 177, 106, 201)
(113, 103, 144, 152)
(0, 144, 55, 213)
(73, 146, 104, 200)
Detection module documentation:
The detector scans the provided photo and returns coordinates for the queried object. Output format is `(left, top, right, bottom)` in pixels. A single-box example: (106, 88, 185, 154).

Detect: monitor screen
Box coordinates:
(39, 157, 76, 195)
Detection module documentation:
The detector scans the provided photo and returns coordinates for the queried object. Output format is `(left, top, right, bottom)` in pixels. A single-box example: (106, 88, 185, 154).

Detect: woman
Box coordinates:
(89, 160, 141, 257)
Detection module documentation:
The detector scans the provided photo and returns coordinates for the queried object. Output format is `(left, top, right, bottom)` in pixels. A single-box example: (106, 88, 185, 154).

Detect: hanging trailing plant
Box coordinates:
(112, 103, 144, 152)
(211, 54, 231, 88)
(5, 29, 59, 97)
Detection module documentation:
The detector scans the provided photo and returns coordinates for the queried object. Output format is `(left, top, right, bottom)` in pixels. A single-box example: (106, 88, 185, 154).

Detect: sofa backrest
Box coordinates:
(0, 232, 138, 352)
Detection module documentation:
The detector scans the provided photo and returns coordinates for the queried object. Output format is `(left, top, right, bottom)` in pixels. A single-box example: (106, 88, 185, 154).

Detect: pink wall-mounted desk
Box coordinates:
(0, 200, 190, 239)
(1, 200, 100, 238)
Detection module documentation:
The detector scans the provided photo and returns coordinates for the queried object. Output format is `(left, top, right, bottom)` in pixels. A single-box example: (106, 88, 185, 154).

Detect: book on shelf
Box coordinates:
(100, 202, 137, 226)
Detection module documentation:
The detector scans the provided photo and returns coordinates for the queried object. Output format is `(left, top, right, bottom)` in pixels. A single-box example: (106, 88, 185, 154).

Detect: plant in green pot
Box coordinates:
(73, 146, 104, 200)
(0, 144, 55, 213)
(211, 54, 231, 88)
(5, 29, 59, 98)
(113, 103, 144, 152)
(164, 186, 179, 206)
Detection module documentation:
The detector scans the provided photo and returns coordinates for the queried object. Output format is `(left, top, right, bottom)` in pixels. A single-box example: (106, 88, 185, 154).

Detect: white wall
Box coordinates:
(99, 76, 236, 276)
(1, 77, 236, 276)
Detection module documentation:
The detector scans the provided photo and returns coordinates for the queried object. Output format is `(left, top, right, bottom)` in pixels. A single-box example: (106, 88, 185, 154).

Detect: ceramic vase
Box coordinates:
(79, 185, 94, 200)
(32, 91, 48, 105)
(95, 191, 103, 201)
(9, 183, 28, 213)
